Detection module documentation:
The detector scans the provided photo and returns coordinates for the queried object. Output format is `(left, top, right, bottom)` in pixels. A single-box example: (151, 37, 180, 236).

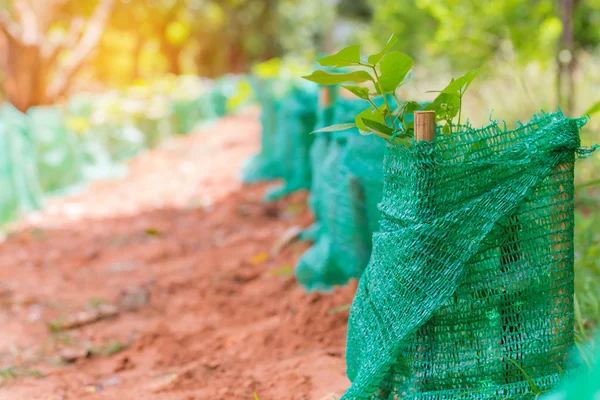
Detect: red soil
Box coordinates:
(0, 109, 352, 400)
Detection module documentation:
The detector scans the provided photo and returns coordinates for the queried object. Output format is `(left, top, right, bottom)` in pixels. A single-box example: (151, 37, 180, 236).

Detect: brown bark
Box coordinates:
(0, 0, 114, 111)
(159, 37, 182, 75)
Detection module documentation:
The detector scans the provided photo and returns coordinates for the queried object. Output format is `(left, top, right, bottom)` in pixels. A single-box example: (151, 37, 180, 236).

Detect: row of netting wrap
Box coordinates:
(343, 111, 593, 399)
(0, 75, 251, 226)
(295, 95, 388, 291)
(28, 106, 85, 194)
(543, 331, 600, 399)
(263, 83, 319, 201)
(0, 104, 44, 224)
(241, 77, 286, 183)
(170, 75, 249, 134)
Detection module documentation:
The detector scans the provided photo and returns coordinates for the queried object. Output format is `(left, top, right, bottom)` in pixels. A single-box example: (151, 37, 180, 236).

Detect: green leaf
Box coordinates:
(403, 101, 422, 115)
(425, 92, 460, 120)
(317, 44, 361, 67)
(507, 358, 540, 394)
(361, 118, 394, 137)
(584, 100, 600, 116)
(328, 304, 351, 315)
(355, 107, 384, 132)
(342, 85, 370, 100)
(302, 70, 374, 86)
(441, 66, 483, 96)
(312, 123, 357, 134)
(367, 34, 398, 65)
(401, 70, 416, 86)
(378, 52, 414, 93)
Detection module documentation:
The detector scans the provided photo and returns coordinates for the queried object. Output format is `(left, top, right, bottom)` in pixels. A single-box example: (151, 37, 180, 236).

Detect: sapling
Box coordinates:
(302, 35, 482, 142)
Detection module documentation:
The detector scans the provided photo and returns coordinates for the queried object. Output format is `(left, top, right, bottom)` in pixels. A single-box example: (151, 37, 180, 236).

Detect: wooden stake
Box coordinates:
(319, 87, 332, 108)
(414, 111, 436, 142)
(411, 109, 436, 394)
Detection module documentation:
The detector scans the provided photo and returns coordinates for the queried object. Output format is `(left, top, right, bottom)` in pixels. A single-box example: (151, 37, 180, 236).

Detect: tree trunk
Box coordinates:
(133, 36, 144, 80)
(0, 0, 114, 111)
(2, 35, 50, 111)
(160, 37, 182, 75)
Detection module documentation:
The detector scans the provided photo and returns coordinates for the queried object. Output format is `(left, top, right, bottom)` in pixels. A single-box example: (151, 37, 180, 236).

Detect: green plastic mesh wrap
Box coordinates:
(0, 104, 43, 222)
(296, 97, 386, 291)
(88, 93, 146, 162)
(75, 130, 126, 181)
(210, 83, 228, 117)
(343, 112, 593, 399)
(64, 98, 125, 181)
(298, 89, 339, 242)
(264, 85, 318, 201)
(172, 90, 224, 134)
(28, 106, 83, 194)
(0, 120, 20, 223)
(542, 332, 599, 399)
(241, 78, 282, 183)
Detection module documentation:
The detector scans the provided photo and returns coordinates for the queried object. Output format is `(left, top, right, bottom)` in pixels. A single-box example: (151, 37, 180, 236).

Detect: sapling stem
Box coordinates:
(392, 93, 404, 128)
(367, 98, 382, 114)
(371, 66, 393, 127)
(457, 96, 463, 134)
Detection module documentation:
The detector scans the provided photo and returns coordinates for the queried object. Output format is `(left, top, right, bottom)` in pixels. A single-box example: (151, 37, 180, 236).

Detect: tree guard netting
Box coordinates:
(298, 88, 340, 242)
(264, 85, 319, 201)
(542, 332, 600, 399)
(171, 94, 218, 134)
(296, 97, 386, 291)
(343, 112, 593, 399)
(0, 104, 43, 223)
(28, 106, 83, 194)
(241, 78, 282, 183)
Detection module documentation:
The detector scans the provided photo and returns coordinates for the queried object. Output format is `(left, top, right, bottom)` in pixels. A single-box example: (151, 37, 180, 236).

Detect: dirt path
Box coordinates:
(0, 110, 352, 400)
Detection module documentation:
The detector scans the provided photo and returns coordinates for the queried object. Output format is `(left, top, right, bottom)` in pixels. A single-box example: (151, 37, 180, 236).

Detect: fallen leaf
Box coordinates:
(270, 226, 303, 256)
(249, 252, 269, 265)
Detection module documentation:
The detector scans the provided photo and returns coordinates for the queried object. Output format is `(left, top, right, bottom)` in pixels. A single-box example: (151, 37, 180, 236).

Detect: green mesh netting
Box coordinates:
(298, 88, 339, 242)
(241, 78, 282, 183)
(74, 130, 126, 181)
(343, 112, 592, 399)
(95, 122, 146, 163)
(210, 84, 228, 117)
(0, 104, 43, 222)
(89, 94, 147, 162)
(0, 120, 20, 224)
(542, 332, 599, 399)
(296, 97, 386, 291)
(172, 98, 204, 134)
(264, 85, 318, 201)
(64, 98, 125, 181)
(134, 116, 173, 148)
(28, 106, 83, 194)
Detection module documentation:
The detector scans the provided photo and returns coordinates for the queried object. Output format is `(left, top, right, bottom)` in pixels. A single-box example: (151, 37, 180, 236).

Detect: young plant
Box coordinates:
(425, 67, 482, 135)
(302, 35, 481, 141)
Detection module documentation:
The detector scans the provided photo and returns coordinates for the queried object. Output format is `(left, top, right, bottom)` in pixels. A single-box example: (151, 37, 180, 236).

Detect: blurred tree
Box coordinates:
(367, 0, 562, 69)
(192, 0, 281, 77)
(558, 0, 576, 115)
(365, 0, 600, 113)
(277, 0, 337, 55)
(0, 0, 114, 111)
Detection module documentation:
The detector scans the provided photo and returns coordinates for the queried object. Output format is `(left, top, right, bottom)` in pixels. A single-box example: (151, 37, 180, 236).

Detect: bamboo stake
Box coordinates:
(412, 110, 436, 392)
(414, 111, 436, 142)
